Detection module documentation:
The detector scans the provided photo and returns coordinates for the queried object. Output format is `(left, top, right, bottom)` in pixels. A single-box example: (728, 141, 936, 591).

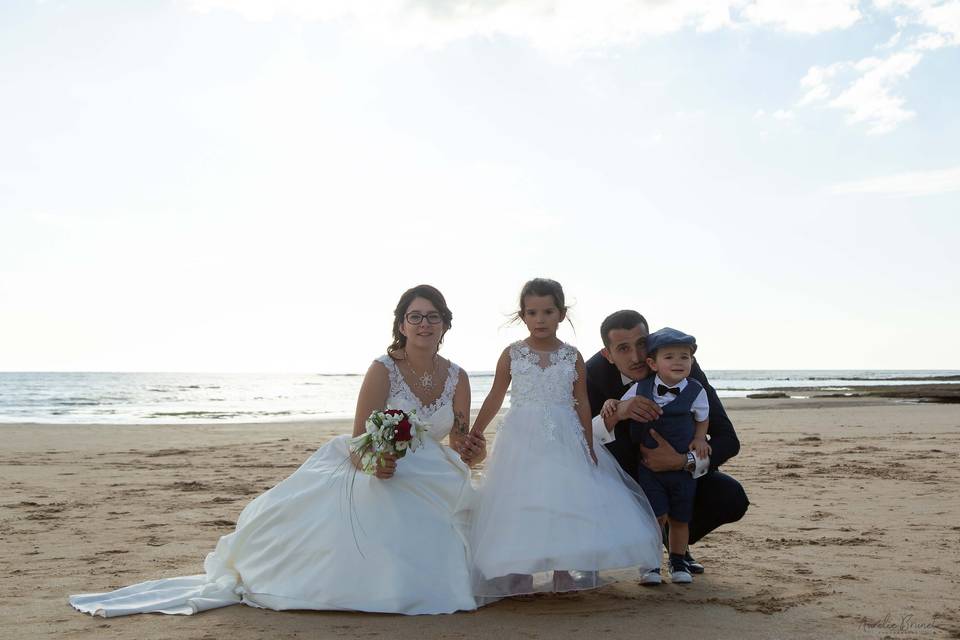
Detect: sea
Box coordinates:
(0, 370, 957, 425)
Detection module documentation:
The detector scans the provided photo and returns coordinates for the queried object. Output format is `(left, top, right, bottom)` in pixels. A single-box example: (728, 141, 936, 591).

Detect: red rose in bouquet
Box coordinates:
(395, 418, 413, 442)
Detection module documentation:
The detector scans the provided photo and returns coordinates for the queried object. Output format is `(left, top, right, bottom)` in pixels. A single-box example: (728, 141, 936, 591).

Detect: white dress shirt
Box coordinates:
(593, 373, 710, 477)
(649, 375, 709, 422)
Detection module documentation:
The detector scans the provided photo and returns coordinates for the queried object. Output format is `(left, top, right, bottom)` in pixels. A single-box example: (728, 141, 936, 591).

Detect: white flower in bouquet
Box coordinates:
(350, 408, 428, 475)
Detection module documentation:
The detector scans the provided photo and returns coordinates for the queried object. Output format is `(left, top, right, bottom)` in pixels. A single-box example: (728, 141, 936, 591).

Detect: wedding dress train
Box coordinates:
(70, 357, 477, 616)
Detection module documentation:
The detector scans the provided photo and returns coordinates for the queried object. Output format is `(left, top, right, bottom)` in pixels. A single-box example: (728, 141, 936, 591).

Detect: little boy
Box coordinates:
(600, 327, 710, 584)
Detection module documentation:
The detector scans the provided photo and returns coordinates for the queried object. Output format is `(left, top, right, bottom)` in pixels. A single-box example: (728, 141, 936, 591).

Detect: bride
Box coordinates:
(70, 284, 487, 616)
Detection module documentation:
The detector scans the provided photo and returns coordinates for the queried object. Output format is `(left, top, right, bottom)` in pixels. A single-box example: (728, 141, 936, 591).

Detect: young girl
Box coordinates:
(468, 278, 662, 599)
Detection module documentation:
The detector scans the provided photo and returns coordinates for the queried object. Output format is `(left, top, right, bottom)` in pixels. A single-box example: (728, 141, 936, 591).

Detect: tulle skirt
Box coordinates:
(469, 403, 662, 599)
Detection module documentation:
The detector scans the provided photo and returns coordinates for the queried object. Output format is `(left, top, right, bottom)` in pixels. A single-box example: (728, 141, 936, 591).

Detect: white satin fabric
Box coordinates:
(70, 357, 477, 616)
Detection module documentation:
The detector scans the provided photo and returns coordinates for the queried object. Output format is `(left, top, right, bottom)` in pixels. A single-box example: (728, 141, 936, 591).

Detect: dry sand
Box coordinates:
(2, 397, 958, 639)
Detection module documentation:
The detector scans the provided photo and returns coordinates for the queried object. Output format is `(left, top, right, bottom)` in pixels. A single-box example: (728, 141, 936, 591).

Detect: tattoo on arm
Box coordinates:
(454, 410, 468, 435)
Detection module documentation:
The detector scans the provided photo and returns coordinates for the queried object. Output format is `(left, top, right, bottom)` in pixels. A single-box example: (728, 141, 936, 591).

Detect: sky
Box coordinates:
(1, 0, 958, 372)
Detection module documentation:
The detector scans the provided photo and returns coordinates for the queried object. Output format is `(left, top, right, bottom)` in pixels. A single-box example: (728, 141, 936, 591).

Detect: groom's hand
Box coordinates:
(615, 396, 663, 423)
(640, 430, 686, 472)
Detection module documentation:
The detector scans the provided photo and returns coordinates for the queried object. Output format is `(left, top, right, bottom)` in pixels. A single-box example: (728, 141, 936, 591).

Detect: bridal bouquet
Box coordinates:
(350, 408, 428, 475)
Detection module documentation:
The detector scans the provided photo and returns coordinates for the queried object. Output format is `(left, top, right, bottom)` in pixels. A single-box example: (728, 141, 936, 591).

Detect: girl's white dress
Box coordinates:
(470, 342, 662, 598)
(70, 356, 477, 616)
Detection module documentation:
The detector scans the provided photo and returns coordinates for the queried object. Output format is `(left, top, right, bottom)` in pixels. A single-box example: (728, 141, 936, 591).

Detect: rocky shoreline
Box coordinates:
(749, 383, 960, 403)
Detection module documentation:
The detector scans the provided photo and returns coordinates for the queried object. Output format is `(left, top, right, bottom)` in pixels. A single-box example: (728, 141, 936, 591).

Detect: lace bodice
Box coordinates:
(375, 355, 460, 441)
(508, 341, 578, 408)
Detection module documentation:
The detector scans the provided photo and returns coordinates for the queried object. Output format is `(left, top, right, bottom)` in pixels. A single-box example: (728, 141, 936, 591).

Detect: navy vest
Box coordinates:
(629, 376, 703, 452)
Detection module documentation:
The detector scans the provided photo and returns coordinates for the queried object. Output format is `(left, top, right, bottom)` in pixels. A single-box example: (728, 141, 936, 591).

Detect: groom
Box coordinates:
(585, 310, 748, 573)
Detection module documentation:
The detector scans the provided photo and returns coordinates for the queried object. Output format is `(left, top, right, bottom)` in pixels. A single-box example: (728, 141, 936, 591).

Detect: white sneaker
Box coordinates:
(669, 563, 693, 584)
(639, 568, 662, 586)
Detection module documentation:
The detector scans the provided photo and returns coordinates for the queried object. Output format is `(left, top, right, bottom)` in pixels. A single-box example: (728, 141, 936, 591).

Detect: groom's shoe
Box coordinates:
(669, 556, 693, 584)
(639, 568, 662, 586)
(684, 551, 704, 574)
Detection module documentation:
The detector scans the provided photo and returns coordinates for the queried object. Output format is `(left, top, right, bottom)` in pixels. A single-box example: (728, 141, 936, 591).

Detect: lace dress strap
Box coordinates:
(438, 362, 461, 409)
(553, 343, 579, 378)
(374, 355, 405, 400)
(508, 340, 532, 364)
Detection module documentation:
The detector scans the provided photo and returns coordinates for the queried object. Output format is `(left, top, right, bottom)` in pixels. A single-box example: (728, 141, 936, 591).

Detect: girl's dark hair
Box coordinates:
(387, 284, 453, 356)
(516, 278, 570, 323)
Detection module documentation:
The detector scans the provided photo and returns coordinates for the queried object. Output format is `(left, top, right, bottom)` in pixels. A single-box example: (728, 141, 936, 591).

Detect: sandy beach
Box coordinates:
(2, 397, 958, 639)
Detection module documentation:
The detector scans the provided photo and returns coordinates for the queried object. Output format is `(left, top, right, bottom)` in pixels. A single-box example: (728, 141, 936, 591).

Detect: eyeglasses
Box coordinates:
(405, 312, 443, 325)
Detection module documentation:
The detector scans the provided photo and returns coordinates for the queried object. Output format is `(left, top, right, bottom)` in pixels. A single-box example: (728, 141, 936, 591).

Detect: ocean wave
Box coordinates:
(48, 397, 123, 406)
(145, 410, 300, 420)
(146, 411, 245, 419)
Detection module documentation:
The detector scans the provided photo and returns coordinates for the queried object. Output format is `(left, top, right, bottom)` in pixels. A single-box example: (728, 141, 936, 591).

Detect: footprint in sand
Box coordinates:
(171, 481, 207, 491)
(201, 519, 235, 527)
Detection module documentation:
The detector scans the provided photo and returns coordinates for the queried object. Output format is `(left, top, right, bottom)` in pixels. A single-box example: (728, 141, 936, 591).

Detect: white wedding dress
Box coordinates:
(470, 342, 662, 598)
(70, 356, 477, 616)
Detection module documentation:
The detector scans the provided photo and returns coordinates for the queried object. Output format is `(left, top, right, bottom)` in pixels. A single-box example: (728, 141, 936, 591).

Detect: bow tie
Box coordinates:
(657, 384, 681, 396)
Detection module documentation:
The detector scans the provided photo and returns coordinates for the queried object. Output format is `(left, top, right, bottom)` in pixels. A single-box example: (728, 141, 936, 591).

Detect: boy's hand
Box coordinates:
(689, 436, 711, 459)
(600, 399, 619, 419)
(616, 396, 663, 423)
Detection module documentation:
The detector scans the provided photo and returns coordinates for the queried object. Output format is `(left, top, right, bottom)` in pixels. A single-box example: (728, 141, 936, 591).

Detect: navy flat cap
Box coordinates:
(646, 327, 697, 355)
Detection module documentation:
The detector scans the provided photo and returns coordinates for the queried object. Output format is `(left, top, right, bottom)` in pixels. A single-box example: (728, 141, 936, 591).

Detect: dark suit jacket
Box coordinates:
(584, 351, 740, 478)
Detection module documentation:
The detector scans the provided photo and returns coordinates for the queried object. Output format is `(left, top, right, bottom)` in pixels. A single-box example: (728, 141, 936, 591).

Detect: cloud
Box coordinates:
(184, 0, 720, 54)
(914, 0, 960, 43)
(797, 60, 848, 106)
(830, 166, 960, 196)
(912, 31, 950, 48)
(738, 0, 862, 33)
(184, 0, 952, 135)
(792, 2, 960, 134)
(183, 0, 868, 53)
(877, 0, 960, 46)
(786, 1, 960, 134)
(878, 30, 902, 48)
(801, 49, 927, 135)
(828, 51, 922, 134)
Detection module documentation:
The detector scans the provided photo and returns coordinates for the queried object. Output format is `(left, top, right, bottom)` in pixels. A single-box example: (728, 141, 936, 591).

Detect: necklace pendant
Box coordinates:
(418, 372, 434, 389)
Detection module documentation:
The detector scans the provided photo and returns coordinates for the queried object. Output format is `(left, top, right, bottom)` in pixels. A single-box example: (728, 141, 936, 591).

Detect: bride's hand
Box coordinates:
(374, 454, 397, 479)
(459, 432, 487, 467)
